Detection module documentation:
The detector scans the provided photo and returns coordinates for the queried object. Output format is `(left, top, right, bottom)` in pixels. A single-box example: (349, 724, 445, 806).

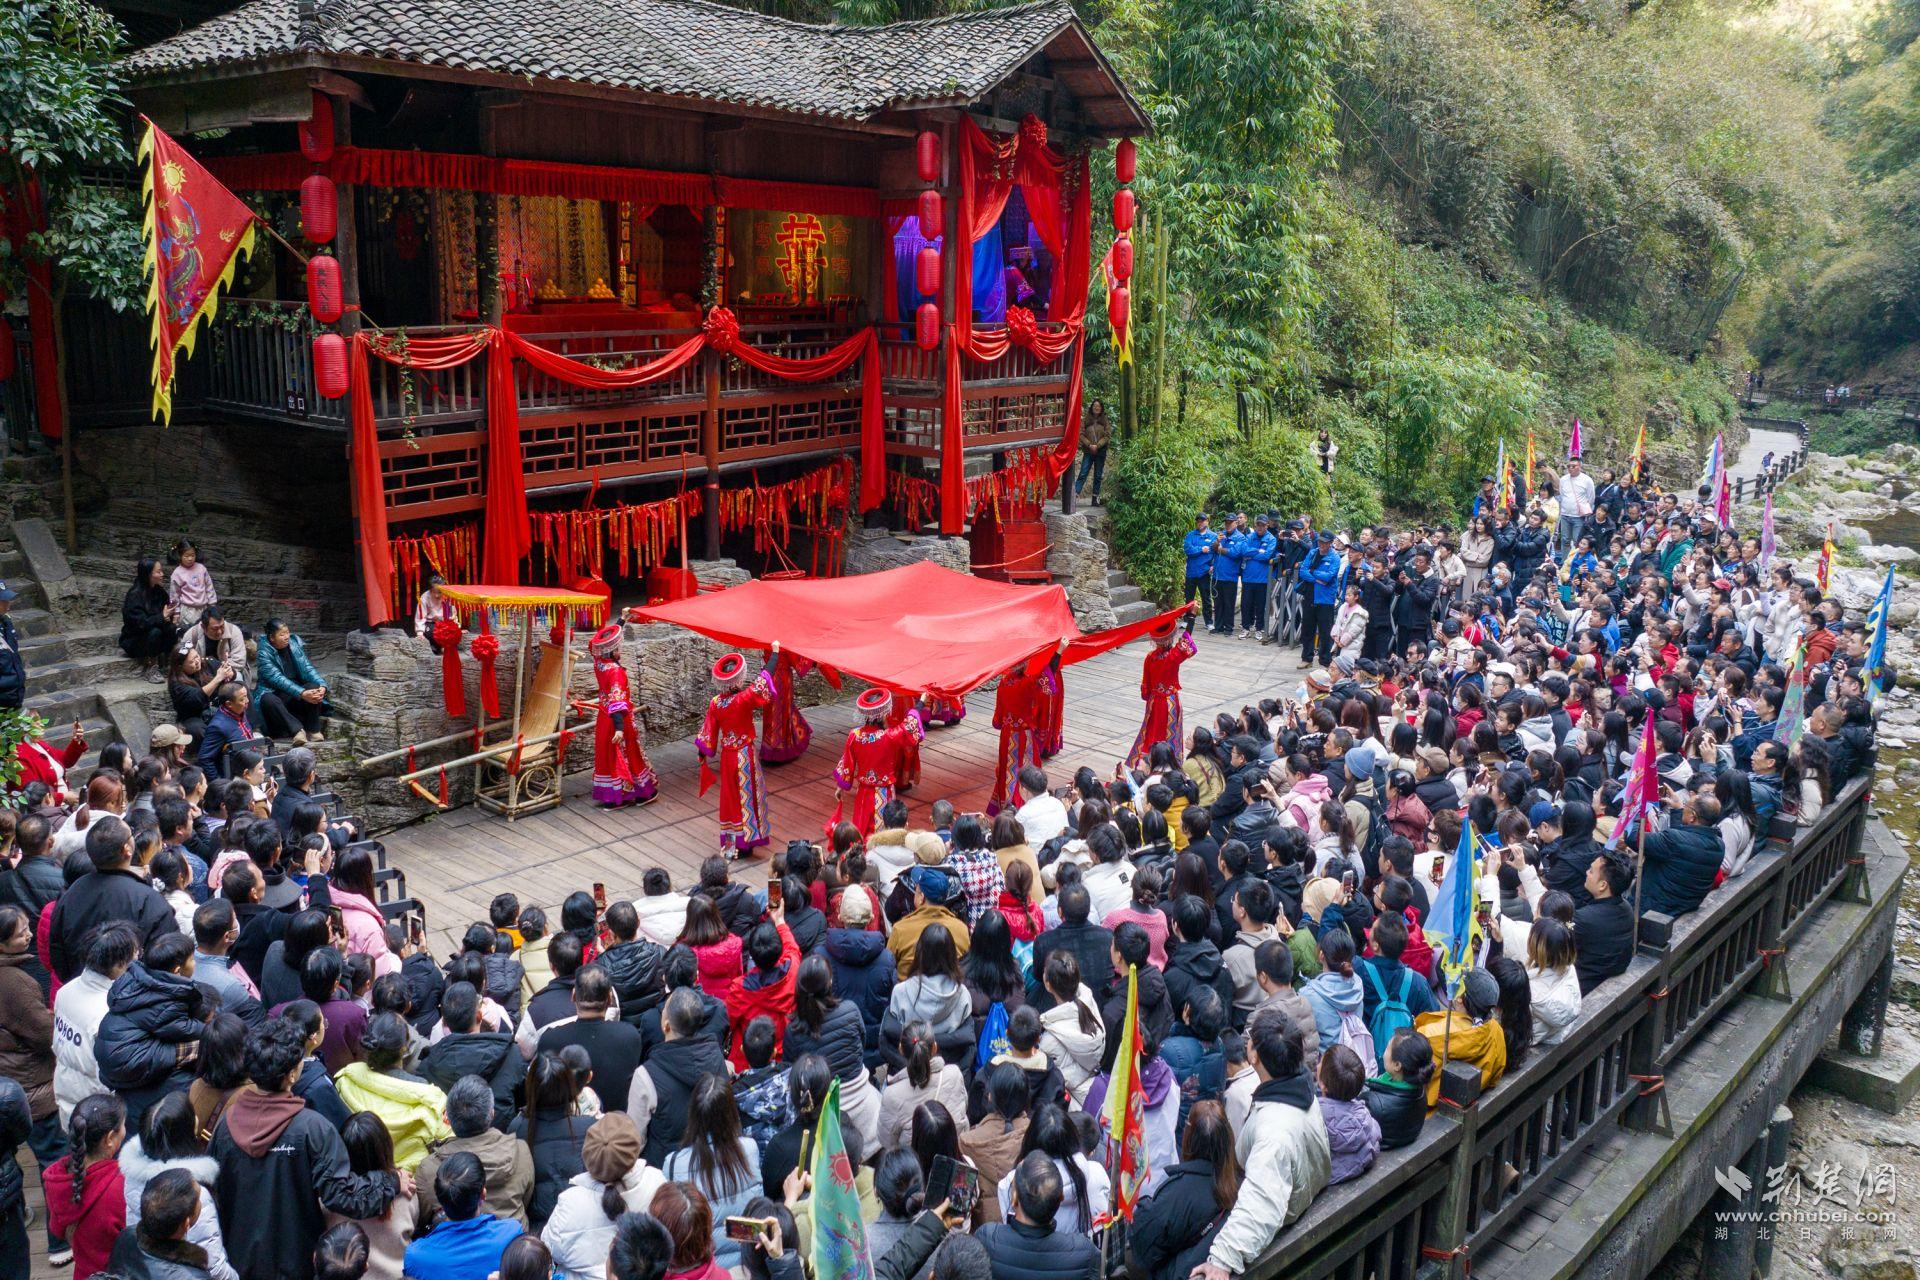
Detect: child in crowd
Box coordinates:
(1365, 1028, 1434, 1150)
(560, 1042, 604, 1118)
(1317, 1044, 1382, 1184)
(168, 540, 218, 628)
(491, 893, 524, 951)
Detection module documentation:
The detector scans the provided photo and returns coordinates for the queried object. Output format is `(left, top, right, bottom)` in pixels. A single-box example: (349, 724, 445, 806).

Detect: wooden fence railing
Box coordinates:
(1247, 776, 1875, 1280)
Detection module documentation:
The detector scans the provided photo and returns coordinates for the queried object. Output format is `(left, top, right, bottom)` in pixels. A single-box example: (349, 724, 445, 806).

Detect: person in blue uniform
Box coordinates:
(1238, 515, 1279, 639)
(1296, 530, 1344, 664)
(1211, 513, 1245, 636)
(1183, 513, 1218, 629)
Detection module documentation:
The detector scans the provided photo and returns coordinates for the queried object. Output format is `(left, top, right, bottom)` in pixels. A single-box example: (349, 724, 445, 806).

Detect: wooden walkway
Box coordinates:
(384, 627, 1309, 955)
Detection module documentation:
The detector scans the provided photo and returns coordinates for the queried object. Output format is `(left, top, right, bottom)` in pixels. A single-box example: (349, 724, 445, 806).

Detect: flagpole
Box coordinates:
(1630, 820, 1648, 956)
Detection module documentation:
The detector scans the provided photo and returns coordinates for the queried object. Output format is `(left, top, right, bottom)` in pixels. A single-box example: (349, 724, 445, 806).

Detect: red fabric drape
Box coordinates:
(939, 118, 1094, 529)
(349, 330, 497, 624)
(503, 328, 707, 390)
(482, 329, 531, 585)
(1, 176, 65, 440)
(205, 149, 881, 217)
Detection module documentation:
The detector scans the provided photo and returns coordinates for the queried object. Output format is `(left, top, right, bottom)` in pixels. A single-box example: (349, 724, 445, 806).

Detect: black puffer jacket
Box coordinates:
(95, 962, 205, 1126)
(781, 999, 866, 1082)
(640, 1034, 729, 1165)
(639, 987, 730, 1060)
(697, 880, 765, 938)
(600, 937, 665, 1023)
(1100, 964, 1173, 1071)
(0, 852, 65, 923)
(512, 1108, 591, 1231)
(1364, 1078, 1427, 1149)
(823, 928, 895, 1049)
(977, 1218, 1100, 1280)
(48, 867, 178, 983)
(1128, 1159, 1228, 1280)
(1161, 939, 1234, 1035)
(422, 1029, 528, 1128)
(0, 1076, 28, 1219)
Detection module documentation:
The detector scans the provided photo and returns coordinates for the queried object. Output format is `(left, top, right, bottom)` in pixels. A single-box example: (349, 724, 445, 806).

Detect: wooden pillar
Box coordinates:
(476, 96, 509, 326)
(938, 119, 960, 536)
(330, 93, 362, 338)
(703, 342, 722, 562)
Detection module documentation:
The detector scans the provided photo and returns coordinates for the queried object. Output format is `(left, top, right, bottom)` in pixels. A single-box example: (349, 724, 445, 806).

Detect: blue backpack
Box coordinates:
(1363, 964, 1416, 1070)
(975, 1000, 1011, 1073)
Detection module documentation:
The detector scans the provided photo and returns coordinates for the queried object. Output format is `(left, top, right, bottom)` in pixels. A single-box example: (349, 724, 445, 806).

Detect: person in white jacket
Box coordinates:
(542, 1113, 668, 1280)
(1524, 918, 1582, 1048)
(1194, 1015, 1330, 1280)
(118, 1093, 240, 1280)
(1035, 957, 1106, 1105)
(633, 871, 694, 947)
(51, 922, 136, 1123)
(1331, 587, 1369, 664)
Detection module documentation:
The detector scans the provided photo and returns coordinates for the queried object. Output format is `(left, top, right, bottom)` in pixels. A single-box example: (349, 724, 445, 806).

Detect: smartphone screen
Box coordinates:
(725, 1217, 768, 1243)
(766, 878, 783, 909)
(926, 1155, 980, 1213)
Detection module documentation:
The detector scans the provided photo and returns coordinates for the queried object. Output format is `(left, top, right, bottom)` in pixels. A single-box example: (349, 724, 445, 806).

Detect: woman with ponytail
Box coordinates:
(992, 1103, 1106, 1235)
(43, 1092, 127, 1278)
(327, 1111, 416, 1279)
(542, 1111, 668, 1280)
(1300, 927, 1365, 1056)
(760, 1055, 875, 1221)
(877, 1021, 968, 1153)
(1100, 864, 1169, 967)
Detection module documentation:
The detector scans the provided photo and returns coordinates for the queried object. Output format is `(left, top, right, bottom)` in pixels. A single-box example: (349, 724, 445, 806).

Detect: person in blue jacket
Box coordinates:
(1183, 513, 1218, 630)
(1238, 514, 1279, 638)
(1211, 514, 1245, 637)
(1296, 530, 1345, 664)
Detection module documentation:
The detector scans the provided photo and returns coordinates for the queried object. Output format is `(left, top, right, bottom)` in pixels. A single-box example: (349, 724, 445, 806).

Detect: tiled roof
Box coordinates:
(121, 0, 1110, 123)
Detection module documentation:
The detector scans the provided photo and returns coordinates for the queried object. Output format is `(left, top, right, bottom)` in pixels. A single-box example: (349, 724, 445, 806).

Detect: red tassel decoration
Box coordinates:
(437, 766, 449, 807)
(505, 735, 525, 776)
(470, 628, 501, 720)
(555, 728, 575, 761)
(433, 618, 466, 718)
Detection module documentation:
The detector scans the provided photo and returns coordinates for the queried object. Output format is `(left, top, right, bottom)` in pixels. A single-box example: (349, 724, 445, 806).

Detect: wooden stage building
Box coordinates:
(385, 631, 1302, 955)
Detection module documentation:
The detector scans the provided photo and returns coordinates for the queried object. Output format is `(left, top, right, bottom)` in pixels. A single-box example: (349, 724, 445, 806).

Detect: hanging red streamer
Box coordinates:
(433, 618, 466, 718)
(470, 617, 502, 720)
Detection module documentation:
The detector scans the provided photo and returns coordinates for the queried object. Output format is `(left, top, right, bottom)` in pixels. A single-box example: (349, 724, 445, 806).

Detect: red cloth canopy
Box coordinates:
(631, 562, 1187, 700)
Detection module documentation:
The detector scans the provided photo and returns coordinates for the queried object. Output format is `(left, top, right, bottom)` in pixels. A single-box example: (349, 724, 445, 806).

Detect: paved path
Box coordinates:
(384, 625, 1309, 956)
(1731, 425, 1802, 490)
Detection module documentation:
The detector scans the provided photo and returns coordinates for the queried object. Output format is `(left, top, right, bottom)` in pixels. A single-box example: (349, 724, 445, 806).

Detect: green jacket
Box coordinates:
(256, 633, 324, 701)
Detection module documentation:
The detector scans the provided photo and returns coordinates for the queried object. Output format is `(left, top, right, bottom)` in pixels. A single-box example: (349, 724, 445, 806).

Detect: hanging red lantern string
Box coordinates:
(470, 614, 502, 720)
(433, 618, 467, 718)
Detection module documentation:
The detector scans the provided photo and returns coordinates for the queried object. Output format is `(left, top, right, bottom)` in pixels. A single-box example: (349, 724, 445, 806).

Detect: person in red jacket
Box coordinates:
(42, 1093, 127, 1276)
(724, 901, 799, 1072)
(11, 718, 86, 804)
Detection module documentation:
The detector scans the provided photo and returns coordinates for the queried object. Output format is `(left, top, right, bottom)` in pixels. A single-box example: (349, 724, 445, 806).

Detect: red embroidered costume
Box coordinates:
(759, 649, 814, 765)
(988, 664, 1047, 816)
(1129, 617, 1198, 766)
(588, 626, 657, 807)
(1035, 660, 1064, 759)
(885, 694, 924, 791)
(830, 689, 927, 838)
(698, 652, 777, 855)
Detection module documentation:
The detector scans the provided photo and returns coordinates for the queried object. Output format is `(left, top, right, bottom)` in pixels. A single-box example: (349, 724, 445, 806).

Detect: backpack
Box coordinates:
(1357, 790, 1387, 880)
(1363, 964, 1415, 1071)
(1334, 1006, 1376, 1072)
(975, 1000, 1011, 1073)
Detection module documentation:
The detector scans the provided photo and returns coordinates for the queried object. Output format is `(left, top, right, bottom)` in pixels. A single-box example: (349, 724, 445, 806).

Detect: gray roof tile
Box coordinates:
(122, 0, 1094, 122)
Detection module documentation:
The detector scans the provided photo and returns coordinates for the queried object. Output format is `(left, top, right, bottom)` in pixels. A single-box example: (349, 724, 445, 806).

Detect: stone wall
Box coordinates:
(1046, 510, 1119, 631)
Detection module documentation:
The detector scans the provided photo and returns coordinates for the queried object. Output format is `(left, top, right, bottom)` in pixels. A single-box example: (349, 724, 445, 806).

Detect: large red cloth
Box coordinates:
(631, 562, 1187, 701)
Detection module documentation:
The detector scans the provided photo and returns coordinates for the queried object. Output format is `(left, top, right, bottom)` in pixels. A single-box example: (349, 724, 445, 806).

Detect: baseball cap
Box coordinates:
(150, 724, 189, 751)
(909, 866, 951, 901)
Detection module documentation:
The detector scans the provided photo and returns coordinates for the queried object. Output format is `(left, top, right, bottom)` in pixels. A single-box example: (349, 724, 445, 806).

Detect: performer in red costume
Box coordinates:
(829, 688, 927, 837)
(886, 692, 924, 792)
(10, 717, 85, 804)
(988, 654, 1053, 816)
(588, 625, 657, 807)
(922, 694, 966, 728)
(1035, 656, 1064, 760)
(1128, 603, 1201, 766)
(759, 648, 814, 765)
(697, 645, 779, 856)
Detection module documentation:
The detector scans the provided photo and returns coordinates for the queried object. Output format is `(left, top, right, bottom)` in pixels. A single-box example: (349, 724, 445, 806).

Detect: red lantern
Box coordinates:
(0, 318, 13, 383)
(918, 189, 943, 241)
(306, 254, 343, 324)
(298, 93, 335, 163)
(312, 333, 348, 399)
(1116, 138, 1137, 185)
(915, 246, 941, 298)
(1111, 236, 1134, 283)
(1112, 188, 1135, 234)
(1107, 284, 1130, 336)
(915, 131, 941, 184)
(915, 302, 940, 352)
(300, 173, 338, 245)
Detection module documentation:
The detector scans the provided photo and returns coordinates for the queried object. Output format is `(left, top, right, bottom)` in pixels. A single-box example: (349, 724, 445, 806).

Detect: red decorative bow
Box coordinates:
(1005, 305, 1040, 348)
(703, 306, 741, 355)
(470, 630, 501, 720)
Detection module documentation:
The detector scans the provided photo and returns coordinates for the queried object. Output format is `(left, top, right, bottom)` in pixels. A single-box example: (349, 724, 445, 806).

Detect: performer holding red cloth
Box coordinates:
(1128, 604, 1200, 766)
(988, 658, 1050, 816)
(697, 646, 779, 856)
(830, 688, 927, 838)
(12, 718, 85, 804)
(759, 648, 814, 765)
(1035, 657, 1064, 760)
(589, 625, 657, 808)
(922, 694, 966, 728)
(886, 692, 924, 792)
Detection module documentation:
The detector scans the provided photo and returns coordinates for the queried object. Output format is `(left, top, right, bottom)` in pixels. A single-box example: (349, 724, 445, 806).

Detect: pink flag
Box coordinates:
(1607, 709, 1660, 849)
(1568, 418, 1583, 460)
(1714, 464, 1731, 527)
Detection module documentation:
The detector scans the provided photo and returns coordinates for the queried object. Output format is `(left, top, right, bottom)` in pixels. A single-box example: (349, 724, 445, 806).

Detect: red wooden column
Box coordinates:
(938, 119, 961, 536)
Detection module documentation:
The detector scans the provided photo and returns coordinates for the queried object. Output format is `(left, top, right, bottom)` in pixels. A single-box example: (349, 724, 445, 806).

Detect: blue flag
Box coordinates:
(1865, 565, 1895, 705)
(1424, 820, 1480, 991)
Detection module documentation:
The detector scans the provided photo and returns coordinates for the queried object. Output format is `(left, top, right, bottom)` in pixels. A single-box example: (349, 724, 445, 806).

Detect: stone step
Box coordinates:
(1109, 584, 1143, 609)
(20, 625, 122, 665)
(1106, 569, 1131, 589)
(1113, 600, 1159, 626)
(0, 550, 26, 581)
(78, 522, 355, 582)
(67, 571, 362, 635)
(25, 650, 144, 699)
(9, 607, 56, 639)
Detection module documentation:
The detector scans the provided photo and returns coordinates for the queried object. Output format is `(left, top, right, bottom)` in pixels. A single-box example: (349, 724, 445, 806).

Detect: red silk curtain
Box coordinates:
(355, 313, 886, 624)
(940, 117, 1094, 533)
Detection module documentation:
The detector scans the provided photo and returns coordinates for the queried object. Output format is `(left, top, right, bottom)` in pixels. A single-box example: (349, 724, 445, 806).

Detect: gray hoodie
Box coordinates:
(1301, 970, 1366, 1054)
(884, 973, 972, 1036)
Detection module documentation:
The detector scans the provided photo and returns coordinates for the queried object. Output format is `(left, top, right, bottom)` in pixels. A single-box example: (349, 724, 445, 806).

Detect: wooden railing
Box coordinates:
(1248, 777, 1877, 1280)
(514, 327, 704, 410)
(203, 301, 346, 427)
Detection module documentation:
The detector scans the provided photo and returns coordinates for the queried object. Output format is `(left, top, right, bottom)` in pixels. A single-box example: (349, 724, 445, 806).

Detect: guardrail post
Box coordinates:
(1626, 919, 1674, 1135)
(1424, 1063, 1484, 1280)
(1756, 851, 1793, 1003)
(1841, 949, 1894, 1057)
(1839, 795, 1872, 906)
(1753, 1105, 1794, 1276)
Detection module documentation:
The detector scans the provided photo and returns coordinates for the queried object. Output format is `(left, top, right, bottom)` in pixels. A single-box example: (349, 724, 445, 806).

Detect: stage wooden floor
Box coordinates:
(383, 626, 1310, 954)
